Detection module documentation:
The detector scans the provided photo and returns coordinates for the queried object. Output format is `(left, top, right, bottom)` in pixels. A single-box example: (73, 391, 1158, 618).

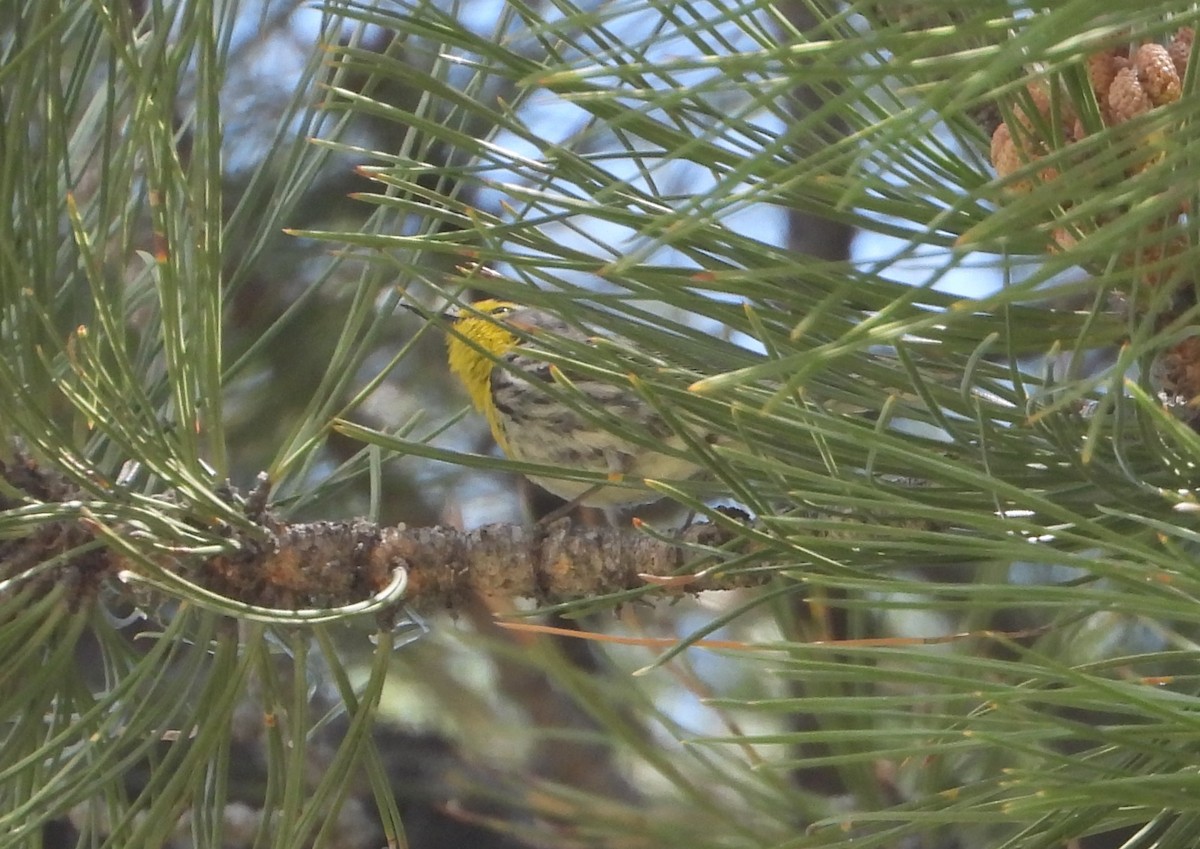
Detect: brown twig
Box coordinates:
(0, 453, 768, 616)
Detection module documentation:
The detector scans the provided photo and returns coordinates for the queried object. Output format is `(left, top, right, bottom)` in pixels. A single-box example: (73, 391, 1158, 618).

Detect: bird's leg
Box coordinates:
(535, 483, 606, 525)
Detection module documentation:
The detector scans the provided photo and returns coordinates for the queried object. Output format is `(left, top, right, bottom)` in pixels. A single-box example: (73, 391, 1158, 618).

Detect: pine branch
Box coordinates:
(0, 452, 787, 620)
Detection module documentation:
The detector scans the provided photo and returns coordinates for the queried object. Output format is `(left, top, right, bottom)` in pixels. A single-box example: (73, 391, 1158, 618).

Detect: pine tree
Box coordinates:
(3, 2, 1198, 848)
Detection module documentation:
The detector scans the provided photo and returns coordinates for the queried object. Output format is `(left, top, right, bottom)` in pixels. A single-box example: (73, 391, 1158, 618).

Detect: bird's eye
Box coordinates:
(490, 304, 516, 316)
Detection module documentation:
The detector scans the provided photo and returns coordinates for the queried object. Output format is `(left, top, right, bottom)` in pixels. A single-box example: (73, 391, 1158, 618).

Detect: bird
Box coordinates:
(441, 299, 703, 509)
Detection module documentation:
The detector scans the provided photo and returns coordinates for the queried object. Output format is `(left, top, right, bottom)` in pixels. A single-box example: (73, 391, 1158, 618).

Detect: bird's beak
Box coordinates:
(401, 303, 455, 322)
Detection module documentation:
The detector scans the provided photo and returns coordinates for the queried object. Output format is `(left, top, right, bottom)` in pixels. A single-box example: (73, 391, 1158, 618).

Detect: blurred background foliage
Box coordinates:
(5, 0, 1200, 847)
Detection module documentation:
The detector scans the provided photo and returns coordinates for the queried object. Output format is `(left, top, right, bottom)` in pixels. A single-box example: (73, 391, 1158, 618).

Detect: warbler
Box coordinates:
(443, 299, 703, 507)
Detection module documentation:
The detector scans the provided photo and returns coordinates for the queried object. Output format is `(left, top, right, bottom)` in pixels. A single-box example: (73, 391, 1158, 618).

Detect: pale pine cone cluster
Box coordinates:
(991, 30, 1192, 187)
(989, 30, 1200, 413)
(989, 29, 1194, 289)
